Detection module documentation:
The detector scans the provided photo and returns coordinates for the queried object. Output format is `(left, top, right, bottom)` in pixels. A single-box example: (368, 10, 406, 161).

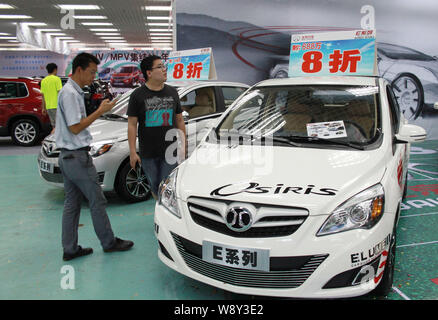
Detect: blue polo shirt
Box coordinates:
(55, 78, 92, 150)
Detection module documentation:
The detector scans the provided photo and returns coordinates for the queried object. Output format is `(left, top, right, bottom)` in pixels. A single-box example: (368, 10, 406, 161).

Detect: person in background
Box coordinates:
(55, 52, 134, 261)
(41, 63, 62, 134)
(127, 55, 186, 199)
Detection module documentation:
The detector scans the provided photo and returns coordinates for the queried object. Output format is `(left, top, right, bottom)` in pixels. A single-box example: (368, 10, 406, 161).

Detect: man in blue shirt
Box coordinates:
(56, 52, 134, 261)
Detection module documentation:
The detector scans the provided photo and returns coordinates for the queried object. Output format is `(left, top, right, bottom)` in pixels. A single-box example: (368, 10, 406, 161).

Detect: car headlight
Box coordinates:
(89, 140, 115, 157)
(158, 168, 181, 218)
(317, 184, 384, 236)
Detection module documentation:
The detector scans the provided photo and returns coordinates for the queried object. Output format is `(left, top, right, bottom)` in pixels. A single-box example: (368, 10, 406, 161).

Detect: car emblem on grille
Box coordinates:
(43, 142, 56, 155)
(225, 207, 253, 232)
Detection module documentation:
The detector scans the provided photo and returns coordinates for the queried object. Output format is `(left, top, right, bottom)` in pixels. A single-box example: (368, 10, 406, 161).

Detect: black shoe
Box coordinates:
(63, 246, 93, 261)
(104, 237, 134, 253)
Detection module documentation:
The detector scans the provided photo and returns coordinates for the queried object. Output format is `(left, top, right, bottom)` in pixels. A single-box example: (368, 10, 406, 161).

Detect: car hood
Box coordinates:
(44, 119, 128, 144)
(178, 143, 387, 215)
(88, 119, 128, 142)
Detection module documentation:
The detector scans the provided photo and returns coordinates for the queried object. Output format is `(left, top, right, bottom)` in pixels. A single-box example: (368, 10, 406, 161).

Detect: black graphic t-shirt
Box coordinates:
(127, 84, 182, 158)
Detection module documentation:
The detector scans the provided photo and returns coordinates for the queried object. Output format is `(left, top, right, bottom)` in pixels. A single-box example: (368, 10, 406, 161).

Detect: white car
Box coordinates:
(154, 76, 426, 298)
(37, 81, 249, 202)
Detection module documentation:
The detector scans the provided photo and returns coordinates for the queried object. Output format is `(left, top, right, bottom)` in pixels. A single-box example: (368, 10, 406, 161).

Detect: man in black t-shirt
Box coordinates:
(127, 55, 186, 199)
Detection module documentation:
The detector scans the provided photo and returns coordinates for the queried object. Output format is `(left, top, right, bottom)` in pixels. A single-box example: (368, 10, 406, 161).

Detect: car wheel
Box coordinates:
(373, 224, 397, 297)
(115, 161, 151, 203)
(391, 73, 424, 120)
(11, 119, 40, 146)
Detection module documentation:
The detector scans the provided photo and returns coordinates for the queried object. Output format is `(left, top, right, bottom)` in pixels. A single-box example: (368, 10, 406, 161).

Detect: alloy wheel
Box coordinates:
(125, 165, 151, 199)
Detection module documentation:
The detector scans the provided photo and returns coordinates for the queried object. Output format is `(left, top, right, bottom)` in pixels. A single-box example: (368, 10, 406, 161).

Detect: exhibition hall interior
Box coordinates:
(1, 0, 438, 303)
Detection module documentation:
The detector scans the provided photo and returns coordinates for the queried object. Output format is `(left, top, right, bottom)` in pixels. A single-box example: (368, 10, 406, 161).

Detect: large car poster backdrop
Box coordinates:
(64, 50, 170, 95)
(176, 0, 438, 139)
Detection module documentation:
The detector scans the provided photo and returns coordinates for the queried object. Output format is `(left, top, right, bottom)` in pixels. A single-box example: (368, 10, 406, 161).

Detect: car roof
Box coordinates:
(255, 76, 379, 87)
(166, 80, 250, 89)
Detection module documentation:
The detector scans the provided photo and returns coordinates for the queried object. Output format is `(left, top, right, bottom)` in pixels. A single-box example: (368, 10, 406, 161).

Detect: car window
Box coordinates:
(17, 83, 28, 97)
(221, 86, 246, 108)
(386, 85, 401, 135)
(183, 87, 216, 120)
(0, 82, 18, 99)
(216, 85, 381, 147)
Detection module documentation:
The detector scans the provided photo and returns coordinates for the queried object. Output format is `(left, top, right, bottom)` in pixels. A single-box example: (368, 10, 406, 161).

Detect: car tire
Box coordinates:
(391, 73, 424, 120)
(372, 224, 397, 297)
(11, 119, 40, 146)
(115, 161, 151, 203)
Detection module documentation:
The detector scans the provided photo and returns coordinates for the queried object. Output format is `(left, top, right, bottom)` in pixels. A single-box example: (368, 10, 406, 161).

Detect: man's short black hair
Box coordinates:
(140, 54, 161, 81)
(72, 52, 100, 74)
(46, 63, 57, 74)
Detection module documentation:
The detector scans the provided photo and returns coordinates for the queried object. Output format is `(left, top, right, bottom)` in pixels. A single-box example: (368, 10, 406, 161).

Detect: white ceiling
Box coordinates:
(0, 0, 175, 51)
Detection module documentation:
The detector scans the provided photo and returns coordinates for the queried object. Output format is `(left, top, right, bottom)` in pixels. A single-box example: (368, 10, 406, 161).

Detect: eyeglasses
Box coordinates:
(151, 64, 167, 70)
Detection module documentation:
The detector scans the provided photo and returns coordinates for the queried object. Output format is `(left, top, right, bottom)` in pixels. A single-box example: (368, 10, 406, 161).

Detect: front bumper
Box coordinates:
(154, 199, 395, 299)
(37, 148, 121, 192)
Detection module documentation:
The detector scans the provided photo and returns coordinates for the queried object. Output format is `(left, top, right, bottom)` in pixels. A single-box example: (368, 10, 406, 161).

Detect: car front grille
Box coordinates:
(187, 197, 308, 238)
(172, 233, 328, 289)
(42, 141, 60, 158)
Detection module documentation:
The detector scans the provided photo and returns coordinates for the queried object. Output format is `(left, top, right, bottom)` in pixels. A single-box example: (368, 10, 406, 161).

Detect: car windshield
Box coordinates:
(120, 66, 136, 73)
(378, 43, 435, 61)
(105, 89, 134, 118)
(215, 85, 381, 149)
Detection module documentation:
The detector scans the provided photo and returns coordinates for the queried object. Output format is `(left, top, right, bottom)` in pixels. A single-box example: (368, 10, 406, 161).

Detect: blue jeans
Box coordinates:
(141, 157, 178, 196)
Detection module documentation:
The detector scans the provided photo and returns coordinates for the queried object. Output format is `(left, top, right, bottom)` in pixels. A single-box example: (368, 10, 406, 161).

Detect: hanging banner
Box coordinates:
(288, 30, 377, 77)
(166, 47, 217, 81)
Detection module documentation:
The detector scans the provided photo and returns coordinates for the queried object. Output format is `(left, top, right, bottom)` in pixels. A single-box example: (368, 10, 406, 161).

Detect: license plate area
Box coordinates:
(202, 240, 270, 272)
(39, 159, 54, 173)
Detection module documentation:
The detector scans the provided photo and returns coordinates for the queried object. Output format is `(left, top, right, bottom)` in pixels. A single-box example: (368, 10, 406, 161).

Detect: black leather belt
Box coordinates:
(60, 146, 91, 152)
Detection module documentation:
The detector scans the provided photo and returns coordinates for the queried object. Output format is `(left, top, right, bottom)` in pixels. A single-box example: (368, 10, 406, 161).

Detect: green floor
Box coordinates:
(1, 140, 438, 300)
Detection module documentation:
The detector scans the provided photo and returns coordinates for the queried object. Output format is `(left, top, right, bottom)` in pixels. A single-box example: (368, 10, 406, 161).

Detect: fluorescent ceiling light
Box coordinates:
(56, 37, 74, 39)
(104, 40, 127, 43)
(148, 23, 173, 26)
(0, 4, 15, 9)
(0, 14, 32, 19)
(149, 28, 172, 32)
(63, 40, 80, 43)
(144, 6, 172, 11)
(147, 16, 172, 20)
(36, 28, 62, 32)
(95, 33, 120, 36)
(56, 5, 100, 10)
(0, 36, 16, 39)
(151, 37, 172, 40)
(89, 28, 118, 32)
(21, 22, 47, 26)
(73, 15, 107, 19)
(8, 40, 19, 43)
(81, 22, 113, 26)
(46, 33, 67, 36)
(150, 33, 172, 36)
(0, 32, 10, 35)
(99, 37, 124, 39)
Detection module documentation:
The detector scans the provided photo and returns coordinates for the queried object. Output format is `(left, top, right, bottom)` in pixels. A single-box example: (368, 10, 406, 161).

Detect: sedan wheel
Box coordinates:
(391, 74, 424, 120)
(115, 161, 151, 202)
(11, 119, 40, 146)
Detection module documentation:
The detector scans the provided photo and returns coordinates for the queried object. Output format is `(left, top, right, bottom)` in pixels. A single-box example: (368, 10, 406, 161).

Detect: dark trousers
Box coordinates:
(59, 149, 115, 254)
(141, 156, 178, 196)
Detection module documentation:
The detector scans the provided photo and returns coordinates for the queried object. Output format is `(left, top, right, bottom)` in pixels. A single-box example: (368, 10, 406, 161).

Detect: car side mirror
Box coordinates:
(395, 124, 427, 143)
(182, 110, 189, 122)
